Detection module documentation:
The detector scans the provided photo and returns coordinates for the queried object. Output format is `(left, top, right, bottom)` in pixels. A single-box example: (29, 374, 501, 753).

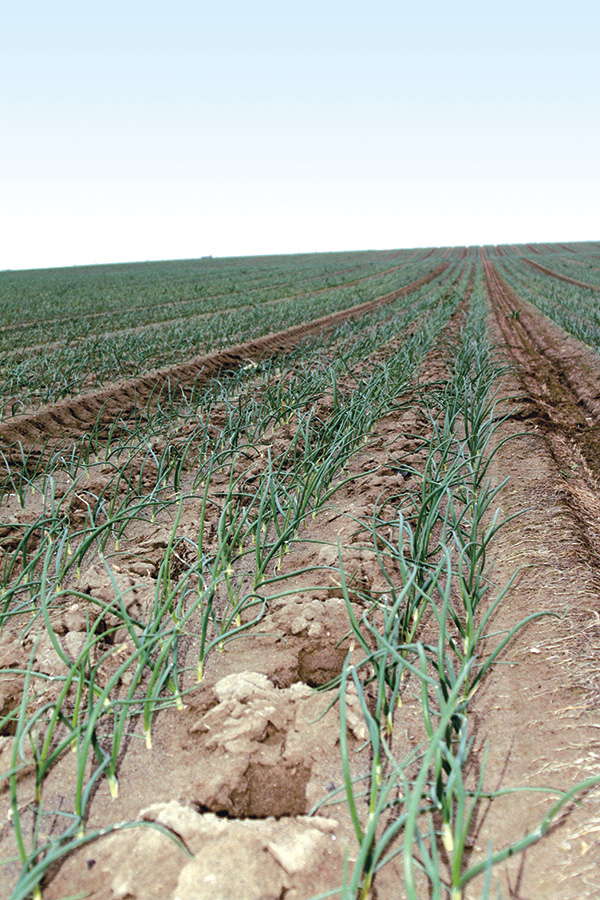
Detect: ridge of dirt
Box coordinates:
(523, 257, 600, 291)
(557, 256, 600, 271)
(484, 259, 600, 562)
(484, 261, 600, 439)
(467, 399, 600, 899)
(0, 263, 449, 457)
(470, 263, 600, 896)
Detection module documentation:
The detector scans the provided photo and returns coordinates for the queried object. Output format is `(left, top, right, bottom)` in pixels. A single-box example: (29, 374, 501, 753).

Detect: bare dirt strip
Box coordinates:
(0, 263, 449, 458)
(557, 257, 600, 272)
(522, 258, 600, 292)
(465, 260, 600, 897)
(485, 258, 600, 595)
(484, 260, 600, 475)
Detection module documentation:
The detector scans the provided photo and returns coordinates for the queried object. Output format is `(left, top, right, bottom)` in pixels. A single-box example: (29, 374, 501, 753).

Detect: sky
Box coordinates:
(2, 0, 599, 270)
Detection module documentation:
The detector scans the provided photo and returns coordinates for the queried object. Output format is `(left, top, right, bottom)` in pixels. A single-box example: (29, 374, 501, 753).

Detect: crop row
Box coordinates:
(485, 244, 600, 284)
(492, 257, 600, 351)
(329, 273, 597, 898)
(0, 250, 424, 353)
(0, 252, 449, 359)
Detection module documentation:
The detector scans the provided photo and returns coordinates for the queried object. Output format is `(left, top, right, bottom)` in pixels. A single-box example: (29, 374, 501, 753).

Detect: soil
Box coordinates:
(1, 257, 600, 899)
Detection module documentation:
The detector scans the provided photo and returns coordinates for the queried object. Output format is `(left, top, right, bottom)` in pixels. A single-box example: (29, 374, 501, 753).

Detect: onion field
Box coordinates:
(1, 243, 599, 900)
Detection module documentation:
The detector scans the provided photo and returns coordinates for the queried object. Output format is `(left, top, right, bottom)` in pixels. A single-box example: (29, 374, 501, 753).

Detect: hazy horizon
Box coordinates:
(2, 240, 599, 277)
(3, 0, 599, 271)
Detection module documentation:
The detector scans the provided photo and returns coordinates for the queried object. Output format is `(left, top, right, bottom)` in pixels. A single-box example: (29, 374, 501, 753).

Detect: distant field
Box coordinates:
(0, 247, 453, 416)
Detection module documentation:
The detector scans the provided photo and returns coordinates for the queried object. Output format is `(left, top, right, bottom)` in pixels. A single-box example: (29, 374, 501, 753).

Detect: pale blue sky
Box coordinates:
(2, 1, 599, 269)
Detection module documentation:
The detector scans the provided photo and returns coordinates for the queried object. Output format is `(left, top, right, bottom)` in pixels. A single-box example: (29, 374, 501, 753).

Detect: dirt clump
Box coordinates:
(45, 801, 344, 900)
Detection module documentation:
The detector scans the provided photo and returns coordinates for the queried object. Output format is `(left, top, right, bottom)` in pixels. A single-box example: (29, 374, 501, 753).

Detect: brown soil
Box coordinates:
(464, 260, 600, 897)
(557, 255, 600, 271)
(484, 259, 600, 483)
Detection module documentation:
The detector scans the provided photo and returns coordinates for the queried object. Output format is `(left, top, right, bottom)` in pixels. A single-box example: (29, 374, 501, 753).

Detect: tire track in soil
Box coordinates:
(522, 257, 600, 292)
(557, 255, 600, 273)
(459, 260, 600, 898)
(485, 260, 600, 431)
(484, 257, 600, 559)
(485, 252, 600, 577)
(0, 264, 462, 575)
(0, 248, 410, 337)
(0, 263, 449, 459)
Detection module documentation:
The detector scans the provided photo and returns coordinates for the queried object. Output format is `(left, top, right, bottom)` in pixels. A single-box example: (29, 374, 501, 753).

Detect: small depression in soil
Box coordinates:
(194, 758, 312, 819)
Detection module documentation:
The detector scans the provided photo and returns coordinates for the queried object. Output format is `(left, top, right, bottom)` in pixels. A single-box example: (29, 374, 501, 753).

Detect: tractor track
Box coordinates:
(485, 257, 600, 563)
(523, 257, 600, 292)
